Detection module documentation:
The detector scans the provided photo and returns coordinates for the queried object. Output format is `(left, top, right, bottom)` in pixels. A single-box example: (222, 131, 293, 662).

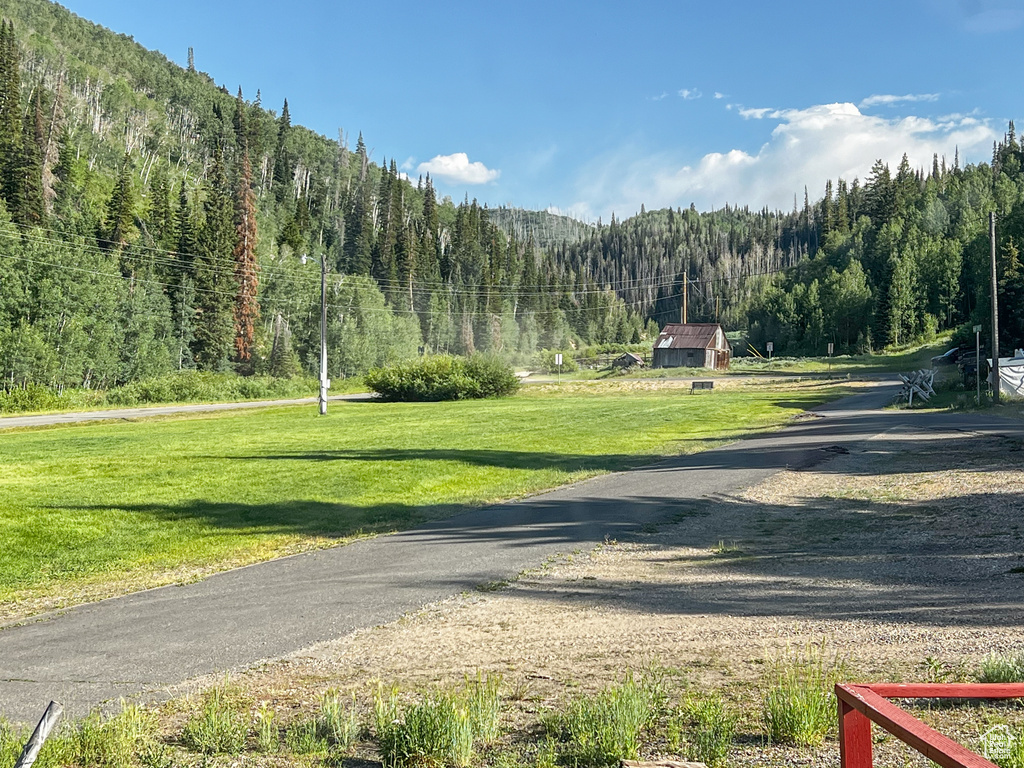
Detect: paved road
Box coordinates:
(0, 393, 374, 430)
(2, 382, 1022, 723)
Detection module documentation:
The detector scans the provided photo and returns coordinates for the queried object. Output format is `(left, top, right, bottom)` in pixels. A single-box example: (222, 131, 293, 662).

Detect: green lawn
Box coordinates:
(0, 380, 849, 616)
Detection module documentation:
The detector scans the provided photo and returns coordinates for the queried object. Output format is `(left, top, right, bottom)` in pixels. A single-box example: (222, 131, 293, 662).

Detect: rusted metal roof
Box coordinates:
(654, 323, 729, 350)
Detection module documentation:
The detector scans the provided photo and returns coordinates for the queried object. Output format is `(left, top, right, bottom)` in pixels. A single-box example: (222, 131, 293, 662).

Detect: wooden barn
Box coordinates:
(652, 323, 731, 370)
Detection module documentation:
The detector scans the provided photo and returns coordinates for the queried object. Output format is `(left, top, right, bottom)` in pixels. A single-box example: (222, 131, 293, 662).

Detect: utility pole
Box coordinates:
(991, 212, 1000, 404)
(681, 277, 688, 324)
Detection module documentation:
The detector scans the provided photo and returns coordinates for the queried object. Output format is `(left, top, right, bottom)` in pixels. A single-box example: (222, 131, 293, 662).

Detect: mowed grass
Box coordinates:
(0, 380, 847, 616)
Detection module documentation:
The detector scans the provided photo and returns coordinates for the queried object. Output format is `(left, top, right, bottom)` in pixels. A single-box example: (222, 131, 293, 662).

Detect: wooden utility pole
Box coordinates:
(681, 278, 687, 324)
(991, 211, 1000, 404)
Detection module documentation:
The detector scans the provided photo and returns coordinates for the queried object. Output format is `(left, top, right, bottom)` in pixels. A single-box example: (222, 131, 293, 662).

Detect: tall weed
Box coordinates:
(181, 687, 248, 755)
(666, 693, 737, 767)
(762, 643, 845, 746)
(977, 653, 1024, 683)
(546, 673, 663, 767)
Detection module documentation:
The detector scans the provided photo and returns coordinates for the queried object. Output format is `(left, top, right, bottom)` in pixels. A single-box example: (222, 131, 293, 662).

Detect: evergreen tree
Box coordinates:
(104, 153, 137, 251)
(14, 89, 45, 228)
(192, 147, 235, 370)
(272, 98, 292, 202)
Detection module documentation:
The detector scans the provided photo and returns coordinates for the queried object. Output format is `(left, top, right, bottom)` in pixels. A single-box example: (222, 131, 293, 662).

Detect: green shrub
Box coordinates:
(762, 645, 843, 746)
(977, 653, 1024, 683)
(106, 371, 316, 406)
(285, 718, 326, 755)
(373, 675, 503, 768)
(545, 674, 662, 767)
(536, 349, 579, 374)
(366, 355, 519, 402)
(667, 693, 737, 767)
(0, 383, 65, 413)
(181, 687, 248, 755)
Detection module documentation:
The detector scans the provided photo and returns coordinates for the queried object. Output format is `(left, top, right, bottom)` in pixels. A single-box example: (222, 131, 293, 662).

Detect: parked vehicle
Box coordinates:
(931, 347, 965, 367)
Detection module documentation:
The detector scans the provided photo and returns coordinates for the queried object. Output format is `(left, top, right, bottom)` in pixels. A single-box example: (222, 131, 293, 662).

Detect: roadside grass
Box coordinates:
(541, 673, 666, 767)
(761, 643, 846, 747)
(666, 693, 738, 767)
(978, 653, 1024, 683)
(0, 379, 849, 618)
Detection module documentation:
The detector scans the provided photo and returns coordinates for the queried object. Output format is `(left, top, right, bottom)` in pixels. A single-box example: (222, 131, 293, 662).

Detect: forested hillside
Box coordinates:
(1, 0, 1022, 396)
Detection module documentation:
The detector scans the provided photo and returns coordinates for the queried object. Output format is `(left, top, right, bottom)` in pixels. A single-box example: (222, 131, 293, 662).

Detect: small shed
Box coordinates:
(652, 323, 731, 370)
(612, 352, 644, 370)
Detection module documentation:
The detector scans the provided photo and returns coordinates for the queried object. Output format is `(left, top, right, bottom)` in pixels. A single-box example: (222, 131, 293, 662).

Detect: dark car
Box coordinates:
(931, 347, 967, 367)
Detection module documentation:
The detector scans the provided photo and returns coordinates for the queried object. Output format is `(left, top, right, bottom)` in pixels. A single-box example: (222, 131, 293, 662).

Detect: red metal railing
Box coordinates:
(836, 683, 1024, 768)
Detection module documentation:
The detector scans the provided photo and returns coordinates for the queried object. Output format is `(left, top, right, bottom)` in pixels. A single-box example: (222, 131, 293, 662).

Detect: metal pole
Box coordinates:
(319, 258, 327, 416)
(991, 211, 1000, 404)
(15, 701, 62, 768)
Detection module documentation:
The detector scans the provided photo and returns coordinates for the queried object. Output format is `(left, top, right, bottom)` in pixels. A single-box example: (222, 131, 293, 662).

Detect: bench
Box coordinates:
(690, 380, 714, 393)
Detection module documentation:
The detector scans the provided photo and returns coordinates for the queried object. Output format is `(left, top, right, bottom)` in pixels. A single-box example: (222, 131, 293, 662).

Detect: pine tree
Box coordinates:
(0, 22, 23, 210)
(15, 89, 45, 228)
(104, 153, 137, 250)
(192, 146, 235, 370)
(272, 98, 292, 202)
(232, 147, 259, 367)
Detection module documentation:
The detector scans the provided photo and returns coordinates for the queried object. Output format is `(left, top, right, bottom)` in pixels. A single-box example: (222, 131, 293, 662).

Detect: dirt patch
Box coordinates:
(184, 424, 1024, 766)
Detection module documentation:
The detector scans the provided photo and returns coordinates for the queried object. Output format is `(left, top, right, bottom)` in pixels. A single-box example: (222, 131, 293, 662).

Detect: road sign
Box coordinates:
(974, 324, 982, 333)
(555, 353, 563, 366)
(766, 342, 774, 354)
(827, 342, 834, 355)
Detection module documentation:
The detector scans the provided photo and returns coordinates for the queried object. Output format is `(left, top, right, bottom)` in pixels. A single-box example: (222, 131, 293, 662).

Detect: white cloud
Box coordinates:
(738, 106, 778, 120)
(650, 92, 669, 101)
(859, 93, 940, 108)
(713, 92, 725, 99)
(400, 156, 416, 171)
(574, 102, 997, 217)
(678, 88, 702, 100)
(417, 153, 500, 185)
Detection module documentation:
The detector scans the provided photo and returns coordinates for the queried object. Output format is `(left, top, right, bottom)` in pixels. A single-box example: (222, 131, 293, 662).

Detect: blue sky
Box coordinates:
(65, 0, 1024, 220)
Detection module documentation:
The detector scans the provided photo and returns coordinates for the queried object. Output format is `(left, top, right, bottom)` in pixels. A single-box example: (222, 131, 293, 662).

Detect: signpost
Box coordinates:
(827, 342, 834, 375)
(555, 353, 563, 384)
(975, 324, 982, 404)
(766, 341, 774, 368)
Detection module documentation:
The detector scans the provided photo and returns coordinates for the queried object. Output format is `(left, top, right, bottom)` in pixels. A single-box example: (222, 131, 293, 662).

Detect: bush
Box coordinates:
(106, 371, 316, 406)
(762, 644, 843, 747)
(373, 674, 503, 768)
(544, 674, 663, 767)
(0, 383, 65, 413)
(535, 349, 579, 374)
(667, 694, 737, 767)
(365, 355, 519, 402)
(977, 653, 1024, 683)
(181, 687, 248, 755)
